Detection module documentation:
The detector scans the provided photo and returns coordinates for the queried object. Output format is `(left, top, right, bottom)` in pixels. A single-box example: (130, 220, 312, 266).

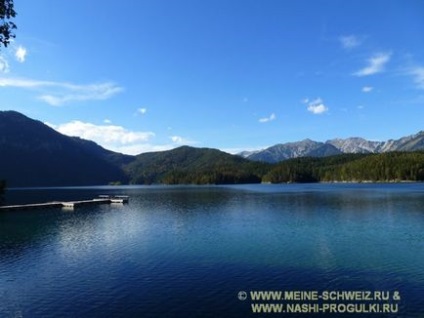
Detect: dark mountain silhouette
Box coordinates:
(0, 111, 129, 186)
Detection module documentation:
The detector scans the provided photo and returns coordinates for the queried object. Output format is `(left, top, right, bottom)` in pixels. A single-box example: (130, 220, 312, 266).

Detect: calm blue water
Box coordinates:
(1, 183, 423, 317)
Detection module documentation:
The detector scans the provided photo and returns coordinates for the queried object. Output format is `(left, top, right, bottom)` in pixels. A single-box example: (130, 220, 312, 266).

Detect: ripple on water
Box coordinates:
(1, 184, 423, 317)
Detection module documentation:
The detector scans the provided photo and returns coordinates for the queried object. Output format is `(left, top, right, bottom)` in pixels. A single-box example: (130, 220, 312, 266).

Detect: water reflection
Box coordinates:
(1, 184, 424, 317)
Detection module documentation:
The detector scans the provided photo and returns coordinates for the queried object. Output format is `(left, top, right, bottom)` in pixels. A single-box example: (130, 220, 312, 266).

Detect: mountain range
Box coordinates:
(241, 132, 424, 163)
(0, 111, 265, 187)
(0, 110, 423, 187)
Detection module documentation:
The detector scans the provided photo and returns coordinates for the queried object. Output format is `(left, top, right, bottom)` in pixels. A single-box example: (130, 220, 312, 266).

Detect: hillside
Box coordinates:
(0, 111, 130, 187)
(125, 146, 269, 184)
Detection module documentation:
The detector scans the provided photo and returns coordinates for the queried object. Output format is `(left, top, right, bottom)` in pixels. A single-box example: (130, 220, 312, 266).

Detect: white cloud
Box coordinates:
(0, 57, 10, 73)
(137, 107, 147, 115)
(171, 136, 184, 143)
(0, 77, 47, 88)
(409, 67, 424, 90)
(170, 135, 197, 145)
(306, 98, 329, 114)
(221, 146, 265, 155)
(362, 86, 373, 93)
(104, 119, 112, 124)
(15, 46, 27, 63)
(47, 121, 202, 155)
(114, 144, 173, 155)
(339, 35, 361, 50)
(258, 113, 276, 123)
(119, 136, 198, 155)
(353, 52, 391, 77)
(0, 77, 123, 105)
(47, 121, 155, 155)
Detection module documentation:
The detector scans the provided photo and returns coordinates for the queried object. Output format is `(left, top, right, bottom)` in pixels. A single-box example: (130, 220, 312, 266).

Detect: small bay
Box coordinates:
(1, 183, 423, 317)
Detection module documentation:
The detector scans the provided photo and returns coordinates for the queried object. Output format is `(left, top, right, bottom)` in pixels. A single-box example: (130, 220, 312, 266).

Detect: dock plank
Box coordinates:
(61, 199, 111, 208)
(0, 202, 63, 211)
(0, 196, 129, 211)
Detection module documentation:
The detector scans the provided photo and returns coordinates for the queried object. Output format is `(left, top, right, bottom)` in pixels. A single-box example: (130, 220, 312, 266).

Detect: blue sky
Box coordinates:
(1, 0, 423, 155)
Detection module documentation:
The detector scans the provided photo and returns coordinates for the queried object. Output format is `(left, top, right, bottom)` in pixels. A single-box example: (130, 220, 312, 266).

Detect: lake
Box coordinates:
(1, 183, 423, 317)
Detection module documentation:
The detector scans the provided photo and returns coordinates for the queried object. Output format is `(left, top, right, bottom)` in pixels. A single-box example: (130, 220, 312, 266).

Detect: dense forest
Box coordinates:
(125, 146, 270, 185)
(263, 151, 424, 183)
(124, 148, 424, 184)
(125, 149, 424, 185)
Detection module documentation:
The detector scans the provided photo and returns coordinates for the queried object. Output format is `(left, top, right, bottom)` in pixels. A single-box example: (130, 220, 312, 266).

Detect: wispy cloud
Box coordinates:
(0, 77, 123, 105)
(339, 35, 361, 50)
(15, 46, 27, 63)
(409, 66, 424, 90)
(0, 57, 9, 73)
(362, 86, 373, 93)
(258, 113, 276, 123)
(39, 83, 123, 106)
(305, 98, 328, 115)
(353, 52, 391, 77)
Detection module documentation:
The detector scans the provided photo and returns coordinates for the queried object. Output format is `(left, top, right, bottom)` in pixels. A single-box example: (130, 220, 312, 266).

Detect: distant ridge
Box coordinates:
(240, 131, 424, 163)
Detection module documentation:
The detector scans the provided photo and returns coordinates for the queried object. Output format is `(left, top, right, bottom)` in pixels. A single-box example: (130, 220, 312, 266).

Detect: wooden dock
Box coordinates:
(98, 195, 129, 204)
(0, 202, 64, 211)
(0, 196, 129, 211)
(61, 198, 111, 208)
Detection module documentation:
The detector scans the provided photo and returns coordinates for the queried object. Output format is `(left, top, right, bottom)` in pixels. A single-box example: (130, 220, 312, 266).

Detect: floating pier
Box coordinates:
(0, 195, 129, 211)
(98, 195, 129, 204)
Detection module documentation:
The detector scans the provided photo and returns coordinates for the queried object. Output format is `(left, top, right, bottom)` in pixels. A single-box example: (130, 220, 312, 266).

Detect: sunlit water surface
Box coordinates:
(1, 184, 423, 317)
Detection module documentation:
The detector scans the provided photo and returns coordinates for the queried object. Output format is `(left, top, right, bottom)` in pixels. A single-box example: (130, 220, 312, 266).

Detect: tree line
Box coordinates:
(126, 151, 424, 185)
(262, 151, 424, 183)
(127, 161, 267, 185)
(2, 151, 424, 189)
